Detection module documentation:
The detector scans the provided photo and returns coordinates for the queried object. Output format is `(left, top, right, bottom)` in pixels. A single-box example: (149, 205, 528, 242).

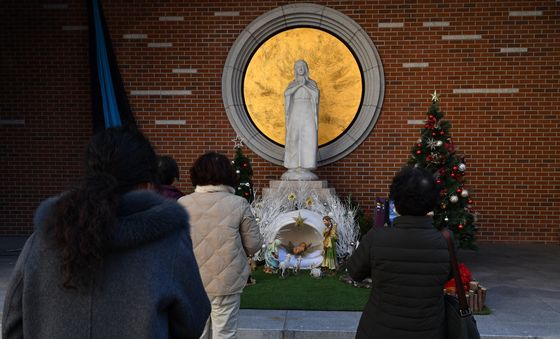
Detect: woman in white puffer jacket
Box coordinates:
(178, 152, 262, 339)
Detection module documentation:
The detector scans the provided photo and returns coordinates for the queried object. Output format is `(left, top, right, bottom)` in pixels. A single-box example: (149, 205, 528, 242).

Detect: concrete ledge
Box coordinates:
(148, 42, 172, 48)
(214, 11, 240, 16)
(378, 22, 404, 28)
(509, 11, 543, 17)
(403, 62, 429, 68)
(123, 34, 147, 40)
(423, 21, 450, 27)
(155, 119, 186, 125)
(238, 310, 359, 339)
(172, 68, 197, 74)
(159, 16, 183, 21)
(237, 310, 560, 339)
(130, 90, 191, 96)
(442, 34, 481, 40)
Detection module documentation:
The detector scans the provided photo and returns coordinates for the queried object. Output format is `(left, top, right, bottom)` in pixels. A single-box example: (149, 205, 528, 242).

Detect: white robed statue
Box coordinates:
(281, 59, 320, 181)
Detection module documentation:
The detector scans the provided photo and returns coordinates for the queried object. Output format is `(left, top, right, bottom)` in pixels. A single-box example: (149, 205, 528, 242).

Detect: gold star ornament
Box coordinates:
(293, 213, 306, 228)
(431, 90, 440, 102)
(232, 135, 245, 149)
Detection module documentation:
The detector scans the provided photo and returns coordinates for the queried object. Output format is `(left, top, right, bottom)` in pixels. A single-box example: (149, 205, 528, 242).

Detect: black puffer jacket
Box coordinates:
(347, 215, 450, 339)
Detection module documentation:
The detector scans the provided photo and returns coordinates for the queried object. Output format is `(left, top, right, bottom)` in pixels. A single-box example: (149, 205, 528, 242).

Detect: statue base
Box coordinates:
(281, 168, 318, 181)
(263, 180, 335, 201)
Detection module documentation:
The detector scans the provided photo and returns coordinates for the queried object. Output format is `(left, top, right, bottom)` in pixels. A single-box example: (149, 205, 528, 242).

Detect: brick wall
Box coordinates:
(1, 1, 559, 243)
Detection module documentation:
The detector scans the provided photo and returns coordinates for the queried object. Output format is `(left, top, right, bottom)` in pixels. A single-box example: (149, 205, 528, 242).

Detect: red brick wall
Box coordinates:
(1, 1, 559, 243)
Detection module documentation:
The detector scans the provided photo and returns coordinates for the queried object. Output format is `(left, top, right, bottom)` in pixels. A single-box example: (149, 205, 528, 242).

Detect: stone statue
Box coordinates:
(281, 59, 320, 181)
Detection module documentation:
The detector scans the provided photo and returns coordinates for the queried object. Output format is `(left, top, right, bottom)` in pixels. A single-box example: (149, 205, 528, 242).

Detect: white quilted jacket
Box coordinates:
(178, 185, 262, 296)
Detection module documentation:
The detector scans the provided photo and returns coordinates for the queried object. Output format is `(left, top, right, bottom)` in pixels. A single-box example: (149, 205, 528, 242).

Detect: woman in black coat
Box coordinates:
(347, 166, 450, 339)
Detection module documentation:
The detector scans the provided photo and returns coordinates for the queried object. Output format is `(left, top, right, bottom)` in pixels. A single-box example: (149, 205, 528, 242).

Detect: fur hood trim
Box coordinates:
(113, 190, 189, 249)
(194, 185, 235, 194)
(34, 190, 189, 250)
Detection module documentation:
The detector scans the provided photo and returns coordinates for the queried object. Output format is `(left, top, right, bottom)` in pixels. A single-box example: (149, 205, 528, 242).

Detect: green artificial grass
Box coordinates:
(241, 267, 493, 315)
(240, 267, 370, 311)
(474, 306, 492, 315)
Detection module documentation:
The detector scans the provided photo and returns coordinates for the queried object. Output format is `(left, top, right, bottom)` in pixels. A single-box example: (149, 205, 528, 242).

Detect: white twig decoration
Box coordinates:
(251, 182, 359, 261)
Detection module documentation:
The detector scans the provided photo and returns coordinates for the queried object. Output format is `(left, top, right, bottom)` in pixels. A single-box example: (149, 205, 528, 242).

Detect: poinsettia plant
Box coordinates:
(444, 262, 472, 292)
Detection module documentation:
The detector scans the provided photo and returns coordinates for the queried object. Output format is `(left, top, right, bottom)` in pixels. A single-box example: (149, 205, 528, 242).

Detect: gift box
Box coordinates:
(444, 280, 487, 313)
(466, 281, 487, 313)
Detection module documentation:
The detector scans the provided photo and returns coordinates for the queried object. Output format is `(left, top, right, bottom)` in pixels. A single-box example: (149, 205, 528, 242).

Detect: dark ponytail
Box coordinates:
(46, 127, 156, 289)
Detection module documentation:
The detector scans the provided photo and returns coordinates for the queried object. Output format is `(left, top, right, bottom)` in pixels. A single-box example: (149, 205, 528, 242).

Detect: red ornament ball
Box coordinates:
(417, 143, 422, 147)
(452, 166, 458, 171)
(468, 199, 473, 204)
(458, 224, 464, 229)
(416, 150, 422, 154)
(432, 132, 436, 136)
(440, 131, 445, 135)
(242, 163, 248, 167)
(456, 188, 462, 193)
(450, 172, 456, 177)
(436, 179, 442, 184)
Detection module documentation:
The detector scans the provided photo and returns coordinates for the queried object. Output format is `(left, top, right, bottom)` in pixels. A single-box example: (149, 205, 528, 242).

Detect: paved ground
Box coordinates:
(0, 237, 559, 338)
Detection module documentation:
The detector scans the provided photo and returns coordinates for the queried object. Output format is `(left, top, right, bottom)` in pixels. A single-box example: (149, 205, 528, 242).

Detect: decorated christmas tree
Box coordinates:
(232, 136, 255, 203)
(408, 91, 477, 249)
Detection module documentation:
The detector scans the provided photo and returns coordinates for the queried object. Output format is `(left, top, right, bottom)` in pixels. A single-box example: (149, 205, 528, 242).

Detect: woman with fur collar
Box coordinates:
(179, 152, 263, 339)
(2, 127, 210, 339)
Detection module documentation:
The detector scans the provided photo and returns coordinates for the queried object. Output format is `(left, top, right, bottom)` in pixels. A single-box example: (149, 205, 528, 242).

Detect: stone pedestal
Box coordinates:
(263, 180, 335, 200)
(281, 168, 318, 181)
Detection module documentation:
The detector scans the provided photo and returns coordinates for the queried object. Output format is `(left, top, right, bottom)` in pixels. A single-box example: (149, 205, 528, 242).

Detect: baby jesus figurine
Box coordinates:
(290, 241, 311, 255)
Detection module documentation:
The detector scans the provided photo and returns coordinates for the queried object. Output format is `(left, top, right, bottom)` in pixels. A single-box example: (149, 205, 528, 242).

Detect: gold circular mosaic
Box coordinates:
(243, 27, 363, 146)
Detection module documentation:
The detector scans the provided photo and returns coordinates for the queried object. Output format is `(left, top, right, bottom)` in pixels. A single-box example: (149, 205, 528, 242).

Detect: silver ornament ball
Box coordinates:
(449, 195, 459, 203)
(458, 163, 466, 171)
(460, 189, 469, 198)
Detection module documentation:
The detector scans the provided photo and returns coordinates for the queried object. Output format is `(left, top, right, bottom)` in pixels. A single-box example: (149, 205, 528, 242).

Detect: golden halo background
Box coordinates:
(243, 27, 363, 146)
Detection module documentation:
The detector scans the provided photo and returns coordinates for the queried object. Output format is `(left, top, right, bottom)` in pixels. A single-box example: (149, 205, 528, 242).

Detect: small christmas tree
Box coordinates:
(408, 91, 477, 249)
(232, 137, 255, 203)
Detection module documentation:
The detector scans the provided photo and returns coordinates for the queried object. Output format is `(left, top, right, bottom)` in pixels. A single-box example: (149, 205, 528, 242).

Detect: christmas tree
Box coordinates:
(232, 137, 255, 203)
(408, 91, 477, 249)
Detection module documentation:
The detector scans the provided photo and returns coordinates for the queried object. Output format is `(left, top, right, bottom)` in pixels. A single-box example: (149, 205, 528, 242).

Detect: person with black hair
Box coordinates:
(2, 127, 210, 339)
(154, 155, 185, 200)
(178, 151, 262, 339)
(347, 166, 450, 339)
